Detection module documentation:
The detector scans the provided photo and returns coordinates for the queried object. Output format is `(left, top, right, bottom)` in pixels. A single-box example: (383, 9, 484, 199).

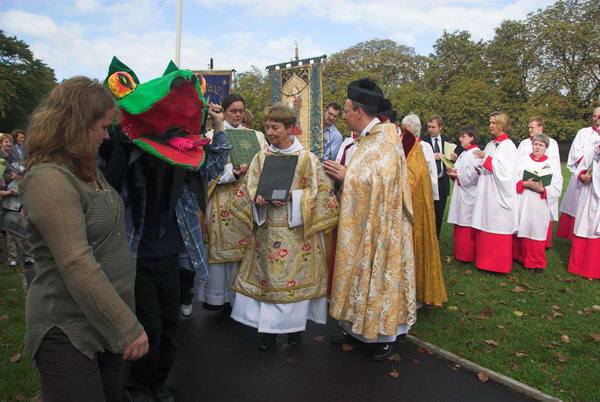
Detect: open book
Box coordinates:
(440, 154, 455, 170)
(443, 141, 457, 159)
(523, 165, 552, 187)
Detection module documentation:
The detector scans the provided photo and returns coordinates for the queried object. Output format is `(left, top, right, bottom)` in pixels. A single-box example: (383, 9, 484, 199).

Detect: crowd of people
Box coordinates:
(3, 72, 598, 401)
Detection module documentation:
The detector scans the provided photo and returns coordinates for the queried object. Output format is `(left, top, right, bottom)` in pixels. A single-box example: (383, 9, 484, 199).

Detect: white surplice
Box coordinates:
(230, 136, 328, 333)
(471, 137, 519, 234)
(447, 146, 480, 226)
(560, 127, 600, 216)
(515, 154, 563, 240)
(198, 122, 267, 307)
(419, 140, 439, 201)
(517, 135, 560, 166)
(573, 147, 600, 239)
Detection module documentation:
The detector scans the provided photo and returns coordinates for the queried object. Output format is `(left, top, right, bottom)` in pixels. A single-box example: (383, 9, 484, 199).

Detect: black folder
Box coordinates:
(256, 155, 298, 201)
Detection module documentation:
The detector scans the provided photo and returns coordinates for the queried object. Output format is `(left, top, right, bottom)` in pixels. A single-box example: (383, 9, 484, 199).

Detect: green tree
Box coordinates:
(0, 30, 56, 132)
(235, 66, 271, 132)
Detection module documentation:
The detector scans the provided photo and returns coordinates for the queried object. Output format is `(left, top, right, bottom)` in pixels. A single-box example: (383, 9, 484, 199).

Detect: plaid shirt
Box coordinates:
(123, 130, 231, 283)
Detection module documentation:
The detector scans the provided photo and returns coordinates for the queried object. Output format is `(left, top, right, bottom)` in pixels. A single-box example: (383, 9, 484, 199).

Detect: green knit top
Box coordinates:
(21, 163, 143, 359)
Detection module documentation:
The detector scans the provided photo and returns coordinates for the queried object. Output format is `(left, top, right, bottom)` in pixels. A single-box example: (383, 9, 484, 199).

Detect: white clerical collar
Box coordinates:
(269, 135, 304, 154)
(224, 121, 243, 130)
(360, 117, 380, 137)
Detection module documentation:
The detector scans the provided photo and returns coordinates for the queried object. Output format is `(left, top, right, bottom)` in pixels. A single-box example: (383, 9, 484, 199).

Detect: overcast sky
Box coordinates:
(1, 0, 553, 82)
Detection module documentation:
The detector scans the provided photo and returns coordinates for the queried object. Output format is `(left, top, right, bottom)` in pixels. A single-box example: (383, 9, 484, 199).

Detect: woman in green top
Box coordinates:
(21, 76, 148, 401)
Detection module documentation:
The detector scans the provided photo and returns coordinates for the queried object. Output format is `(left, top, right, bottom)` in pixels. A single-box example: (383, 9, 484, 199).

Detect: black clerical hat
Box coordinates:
(347, 78, 383, 115)
(378, 98, 397, 123)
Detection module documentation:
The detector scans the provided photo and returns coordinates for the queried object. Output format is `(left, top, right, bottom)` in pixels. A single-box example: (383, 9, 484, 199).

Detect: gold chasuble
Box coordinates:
(206, 130, 268, 263)
(228, 148, 339, 303)
(330, 122, 417, 340)
(406, 138, 448, 306)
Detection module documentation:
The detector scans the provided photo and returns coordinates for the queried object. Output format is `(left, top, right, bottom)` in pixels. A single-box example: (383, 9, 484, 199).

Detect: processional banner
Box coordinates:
(193, 70, 233, 105)
(266, 56, 325, 158)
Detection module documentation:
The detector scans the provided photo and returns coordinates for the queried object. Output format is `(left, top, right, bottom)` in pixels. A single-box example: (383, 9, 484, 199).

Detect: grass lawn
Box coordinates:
(0, 266, 40, 400)
(0, 164, 598, 401)
(412, 163, 599, 401)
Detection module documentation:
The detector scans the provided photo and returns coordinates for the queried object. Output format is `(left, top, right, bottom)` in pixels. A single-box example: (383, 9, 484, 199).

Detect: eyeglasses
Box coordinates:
(227, 109, 245, 115)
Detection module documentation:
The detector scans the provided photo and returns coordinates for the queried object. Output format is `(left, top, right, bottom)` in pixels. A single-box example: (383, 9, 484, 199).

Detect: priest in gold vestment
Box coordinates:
(327, 79, 416, 361)
(228, 104, 339, 350)
(401, 114, 448, 306)
(197, 94, 268, 313)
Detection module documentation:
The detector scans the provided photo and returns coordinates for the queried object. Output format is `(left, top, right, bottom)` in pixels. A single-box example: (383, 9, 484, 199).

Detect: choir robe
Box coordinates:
(229, 137, 339, 333)
(513, 154, 563, 269)
(419, 139, 440, 201)
(198, 124, 268, 307)
(330, 119, 416, 342)
(404, 134, 447, 306)
(568, 146, 600, 279)
(557, 127, 600, 239)
(471, 134, 518, 273)
(447, 145, 480, 262)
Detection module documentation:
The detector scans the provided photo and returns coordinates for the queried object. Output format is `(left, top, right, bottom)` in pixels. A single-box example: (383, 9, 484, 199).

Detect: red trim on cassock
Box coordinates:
(494, 133, 509, 142)
(576, 155, 584, 165)
(453, 225, 476, 262)
(540, 188, 547, 199)
(568, 235, 600, 279)
(474, 230, 513, 273)
(465, 144, 478, 151)
(482, 156, 494, 172)
(513, 236, 547, 269)
(516, 180, 525, 193)
(545, 221, 553, 249)
(555, 213, 575, 240)
(529, 153, 548, 162)
(578, 170, 588, 182)
(455, 176, 461, 186)
(592, 125, 600, 134)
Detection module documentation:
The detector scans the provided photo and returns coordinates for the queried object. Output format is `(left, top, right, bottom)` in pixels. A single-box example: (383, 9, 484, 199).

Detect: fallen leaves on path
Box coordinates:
(388, 353, 402, 361)
(513, 311, 524, 317)
(515, 350, 527, 357)
(0, 314, 9, 320)
(560, 335, 570, 343)
(312, 336, 324, 342)
(590, 334, 600, 343)
(511, 286, 526, 293)
(484, 339, 499, 346)
(9, 353, 21, 363)
(477, 371, 489, 382)
(417, 347, 433, 355)
(555, 353, 568, 363)
(389, 370, 400, 378)
(341, 344, 355, 351)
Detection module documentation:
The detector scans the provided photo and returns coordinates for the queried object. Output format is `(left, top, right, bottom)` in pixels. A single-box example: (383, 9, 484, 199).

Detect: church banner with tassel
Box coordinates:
(266, 56, 326, 158)
(193, 70, 234, 105)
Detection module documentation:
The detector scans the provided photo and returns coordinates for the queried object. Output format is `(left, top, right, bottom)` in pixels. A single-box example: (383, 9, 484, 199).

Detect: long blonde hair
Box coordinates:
(26, 76, 115, 182)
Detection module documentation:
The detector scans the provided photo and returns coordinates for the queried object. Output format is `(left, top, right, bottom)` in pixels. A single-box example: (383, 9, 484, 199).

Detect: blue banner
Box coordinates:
(194, 70, 233, 105)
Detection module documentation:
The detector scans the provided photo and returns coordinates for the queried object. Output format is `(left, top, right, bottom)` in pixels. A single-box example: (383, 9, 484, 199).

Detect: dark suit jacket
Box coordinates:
(421, 134, 459, 199)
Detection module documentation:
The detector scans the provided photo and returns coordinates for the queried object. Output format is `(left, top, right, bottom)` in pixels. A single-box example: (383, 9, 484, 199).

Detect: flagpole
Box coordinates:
(175, 0, 182, 67)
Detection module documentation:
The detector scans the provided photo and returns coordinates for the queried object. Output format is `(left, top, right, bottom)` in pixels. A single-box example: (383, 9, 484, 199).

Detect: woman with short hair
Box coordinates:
(447, 126, 482, 263)
(513, 134, 563, 273)
(471, 112, 519, 273)
(21, 76, 147, 401)
(228, 103, 339, 350)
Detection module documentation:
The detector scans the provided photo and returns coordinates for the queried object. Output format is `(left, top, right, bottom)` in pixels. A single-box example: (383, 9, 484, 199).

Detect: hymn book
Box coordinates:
(443, 141, 457, 159)
(226, 129, 261, 166)
(523, 166, 553, 187)
(440, 154, 456, 170)
(256, 155, 298, 202)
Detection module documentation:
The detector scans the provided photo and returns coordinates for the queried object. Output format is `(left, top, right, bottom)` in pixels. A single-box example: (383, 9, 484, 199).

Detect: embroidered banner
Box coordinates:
(266, 56, 326, 158)
(193, 70, 233, 105)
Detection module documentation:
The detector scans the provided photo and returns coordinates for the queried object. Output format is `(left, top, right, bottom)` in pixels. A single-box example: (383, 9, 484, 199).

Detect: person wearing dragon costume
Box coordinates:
(100, 57, 230, 402)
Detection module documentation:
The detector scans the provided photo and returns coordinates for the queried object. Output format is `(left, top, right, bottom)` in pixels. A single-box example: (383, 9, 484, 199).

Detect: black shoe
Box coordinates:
(258, 333, 276, 351)
(329, 331, 355, 344)
(126, 388, 155, 402)
(153, 386, 174, 402)
(371, 343, 393, 361)
(534, 268, 544, 274)
(287, 332, 302, 346)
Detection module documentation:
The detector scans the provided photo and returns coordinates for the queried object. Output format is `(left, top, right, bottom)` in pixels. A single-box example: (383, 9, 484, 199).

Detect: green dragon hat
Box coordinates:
(105, 57, 209, 171)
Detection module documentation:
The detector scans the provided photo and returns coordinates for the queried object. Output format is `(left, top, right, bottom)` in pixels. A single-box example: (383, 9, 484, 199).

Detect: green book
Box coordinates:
(523, 167, 552, 187)
(226, 129, 261, 166)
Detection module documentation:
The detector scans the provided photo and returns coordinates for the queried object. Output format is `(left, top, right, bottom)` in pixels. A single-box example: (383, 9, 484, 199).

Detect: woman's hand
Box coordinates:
(450, 152, 458, 161)
(255, 195, 266, 206)
(473, 149, 486, 159)
(123, 331, 149, 361)
(255, 193, 289, 206)
(207, 102, 225, 132)
(233, 164, 248, 177)
(447, 169, 458, 179)
(580, 171, 592, 184)
(523, 178, 544, 193)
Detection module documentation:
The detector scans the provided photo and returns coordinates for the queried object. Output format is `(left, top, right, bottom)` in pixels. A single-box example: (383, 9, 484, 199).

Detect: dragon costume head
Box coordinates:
(105, 56, 209, 171)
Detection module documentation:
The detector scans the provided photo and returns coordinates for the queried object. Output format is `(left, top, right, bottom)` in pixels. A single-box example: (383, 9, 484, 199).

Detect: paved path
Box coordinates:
(168, 305, 533, 402)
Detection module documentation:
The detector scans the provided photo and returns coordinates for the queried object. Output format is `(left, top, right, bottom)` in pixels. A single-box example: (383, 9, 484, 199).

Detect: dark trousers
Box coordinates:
(179, 267, 196, 305)
(433, 195, 448, 238)
(127, 254, 180, 391)
(35, 327, 126, 402)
